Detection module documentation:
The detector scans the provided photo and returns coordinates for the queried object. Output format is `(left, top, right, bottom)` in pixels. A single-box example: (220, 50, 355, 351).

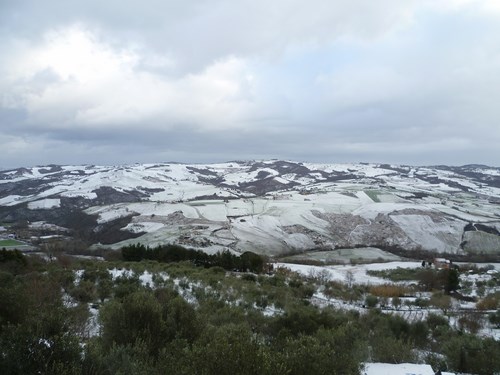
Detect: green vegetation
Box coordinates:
(121, 243, 266, 273)
(0, 239, 25, 247)
(367, 267, 422, 281)
(0, 248, 499, 374)
(364, 190, 381, 202)
(477, 292, 500, 310)
(489, 309, 500, 328)
(367, 267, 460, 293)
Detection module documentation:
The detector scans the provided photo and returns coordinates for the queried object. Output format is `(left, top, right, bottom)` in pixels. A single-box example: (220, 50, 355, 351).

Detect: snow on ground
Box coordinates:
(78, 181, 497, 255)
(27, 198, 61, 209)
(3, 161, 499, 258)
(231, 215, 292, 254)
(433, 205, 498, 222)
(0, 195, 24, 206)
(311, 292, 367, 312)
(389, 214, 463, 253)
(283, 247, 403, 263)
(276, 261, 422, 285)
(123, 221, 166, 233)
(149, 181, 232, 202)
(226, 199, 255, 217)
(139, 271, 154, 287)
(304, 163, 353, 174)
(222, 167, 279, 185)
(352, 202, 433, 220)
(225, 197, 348, 254)
(60, 191, 98, 199)
(87, 199, 232, 225)
(362, 362, 439, 375)
(85, 305, 100, 338)
(478, 326, 500, 341)
(187, 201, 228, 221)
(303, 163, 401, 178)
(108, 268, 135, 280)
(85, 204, 134, 224)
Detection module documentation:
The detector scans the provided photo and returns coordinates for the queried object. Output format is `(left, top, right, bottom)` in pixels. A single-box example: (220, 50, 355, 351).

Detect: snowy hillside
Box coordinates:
(1, 160, 499, 257)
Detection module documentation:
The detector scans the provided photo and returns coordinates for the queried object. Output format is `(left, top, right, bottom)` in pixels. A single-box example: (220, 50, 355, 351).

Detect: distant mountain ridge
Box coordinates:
(1, 160, 499, 258)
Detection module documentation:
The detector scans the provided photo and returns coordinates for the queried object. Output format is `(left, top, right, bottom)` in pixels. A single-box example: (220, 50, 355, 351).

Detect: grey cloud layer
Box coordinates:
(1, 0, 499, 168)
(1, 0, 421, 68)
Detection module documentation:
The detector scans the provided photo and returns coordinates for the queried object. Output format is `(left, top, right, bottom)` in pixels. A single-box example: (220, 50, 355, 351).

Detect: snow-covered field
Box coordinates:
(281, 247, 404, 263)
(27, 198, 61, 209)
(362, 362, 439, 375)
(1, 161, 499, 255)
(277, 261, 423, 285)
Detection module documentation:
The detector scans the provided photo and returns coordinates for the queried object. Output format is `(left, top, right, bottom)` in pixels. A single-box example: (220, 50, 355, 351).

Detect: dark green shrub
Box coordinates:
(365, 294, 378, 308)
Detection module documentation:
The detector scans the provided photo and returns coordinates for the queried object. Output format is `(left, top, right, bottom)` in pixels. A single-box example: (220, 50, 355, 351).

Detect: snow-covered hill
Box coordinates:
(1, 160, 499, 256)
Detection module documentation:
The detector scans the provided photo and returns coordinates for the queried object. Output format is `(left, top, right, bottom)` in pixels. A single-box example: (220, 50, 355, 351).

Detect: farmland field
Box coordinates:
(280, 247, 404, 264)
(0, 239, 25, 247)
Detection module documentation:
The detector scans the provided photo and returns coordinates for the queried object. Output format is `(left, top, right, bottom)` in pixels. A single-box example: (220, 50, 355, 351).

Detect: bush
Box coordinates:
(0, 273, 84, 373)
(69, 279, 96, 303)
(370, 336, 415, 363)
(409, 320, 429, 347)
(426, 313, 449, 330)
(367, 267, 420, 281)
(281, 327, 363, 375)
(443, 335, 500, 374)
(190, 324, 271, 375)
(241, 273, 257, 282)
(476, 292, 500, 310)
(365, 295, 378, 308)
(429, 292, 452, 314)
(413, 297, 430, 308)
(0, 249, 28, 274)
(458, 311, 483, 334)
(370, 284, 408, 298)
(489, 309, 500, 328)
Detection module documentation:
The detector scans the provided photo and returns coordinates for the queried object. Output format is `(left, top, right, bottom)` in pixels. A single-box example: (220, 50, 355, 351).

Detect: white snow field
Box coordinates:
(27, 199, 61, 210)
(362, 362, 450, 375)
(276, 261, 423, 285)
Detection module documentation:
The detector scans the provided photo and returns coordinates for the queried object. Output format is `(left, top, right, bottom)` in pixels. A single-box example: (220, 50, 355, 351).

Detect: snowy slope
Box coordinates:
(1, 160, 499, 256)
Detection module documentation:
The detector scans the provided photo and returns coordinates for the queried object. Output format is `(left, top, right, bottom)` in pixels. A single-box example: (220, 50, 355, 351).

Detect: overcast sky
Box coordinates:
(1, 0, 500, 168)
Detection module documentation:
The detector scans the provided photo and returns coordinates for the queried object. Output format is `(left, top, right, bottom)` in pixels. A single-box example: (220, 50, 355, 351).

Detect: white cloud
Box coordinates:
(0, 1, 431, 70)
(2, 25, 260, 131)
(37, 25, 138, 83)
(1, 0, 500, 167)
(436, 0, 500, 12)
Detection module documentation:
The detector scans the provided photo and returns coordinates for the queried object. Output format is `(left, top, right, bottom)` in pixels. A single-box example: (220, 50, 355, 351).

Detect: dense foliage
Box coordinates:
(121, 243, 265, 273)
(1, 250, 499, 374)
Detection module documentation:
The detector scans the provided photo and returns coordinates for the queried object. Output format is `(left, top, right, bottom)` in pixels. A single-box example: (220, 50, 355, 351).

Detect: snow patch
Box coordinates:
(363, 362, 438, 375)
(28, 198, 61, 210)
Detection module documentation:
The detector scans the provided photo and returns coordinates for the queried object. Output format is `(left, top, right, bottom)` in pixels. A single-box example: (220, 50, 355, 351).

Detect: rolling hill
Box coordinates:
(1, 160, 499, 258)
